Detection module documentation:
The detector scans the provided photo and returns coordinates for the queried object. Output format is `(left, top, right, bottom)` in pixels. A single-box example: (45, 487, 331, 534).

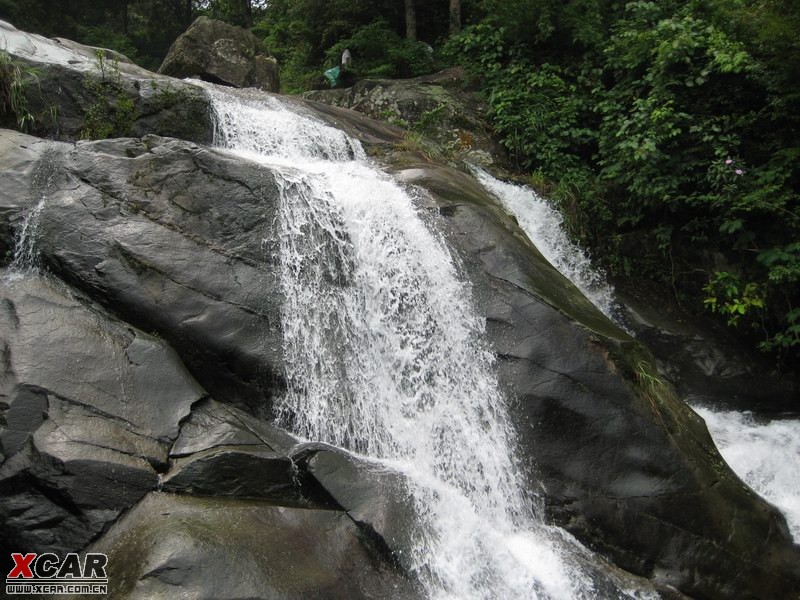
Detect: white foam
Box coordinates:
(694, 405, 800, 541)
(471, 167, 618, 321)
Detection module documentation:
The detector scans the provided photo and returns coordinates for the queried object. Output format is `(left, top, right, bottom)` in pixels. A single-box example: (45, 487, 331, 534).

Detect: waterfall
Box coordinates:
(693, 405, 800, 542)
(7, 147, 61, 275)
(471, 167, 617, 321)
(199, 82, 653, 600)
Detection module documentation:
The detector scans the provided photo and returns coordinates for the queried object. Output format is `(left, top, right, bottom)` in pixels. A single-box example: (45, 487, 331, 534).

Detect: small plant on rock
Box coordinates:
(0, 49, 39, 131)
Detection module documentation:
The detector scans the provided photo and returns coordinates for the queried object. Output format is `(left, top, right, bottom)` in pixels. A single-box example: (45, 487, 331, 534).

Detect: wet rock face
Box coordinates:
(90, 492, 423, 600)
(0, 275, 200, 555)
(0, 133, 285, 414)
(0, 287, 425, 597)
(159, 17, 279, 92)
(614, 281, 800, 413)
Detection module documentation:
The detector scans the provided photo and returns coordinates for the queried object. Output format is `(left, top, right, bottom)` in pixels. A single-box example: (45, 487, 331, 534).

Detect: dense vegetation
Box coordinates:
(1, 0, 797, 366)
(446, 0, 800, 366)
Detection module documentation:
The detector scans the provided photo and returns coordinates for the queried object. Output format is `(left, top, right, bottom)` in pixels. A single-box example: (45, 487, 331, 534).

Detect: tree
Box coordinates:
(239, 0, 252, 27)
(449, 0, 460, 35)
(405, 0, 416, 40)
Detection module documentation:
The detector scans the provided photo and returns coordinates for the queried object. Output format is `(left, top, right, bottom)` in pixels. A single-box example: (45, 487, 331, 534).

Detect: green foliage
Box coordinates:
(703, 271, 766, 326)
(0, 0, 194, 71)
(80, 51, 137, 140)
(255, 0, 463, 92)
(452, 0, 800, 367)
(77, 25, 140, 63)
(0, 49, 38, 130)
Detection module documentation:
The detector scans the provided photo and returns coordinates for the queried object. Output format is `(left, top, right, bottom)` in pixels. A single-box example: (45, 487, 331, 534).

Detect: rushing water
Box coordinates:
(693, 405, 800, 542)
(471, 167, 617, 321)
(198, 82, 657, 600)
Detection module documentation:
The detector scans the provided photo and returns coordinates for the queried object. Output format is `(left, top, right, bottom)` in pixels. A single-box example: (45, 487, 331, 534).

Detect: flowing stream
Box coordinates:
(199, 82, 657, 600)
(471, 167, 617, 321)
(693, 405, 800, 542)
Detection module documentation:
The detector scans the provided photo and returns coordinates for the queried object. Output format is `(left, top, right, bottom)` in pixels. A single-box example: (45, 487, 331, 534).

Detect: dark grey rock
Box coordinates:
(170, 397, 297, 458)
(0, 131, 285, 413)
(162, 445, 297, 500)
(160, 17, 279, 92)
(614, 281, 800, 413)
(84, 492, 425, 600)
(306, 450, 421, 574)
(0, 275, 201, 554)
(0, 276, 200, 451)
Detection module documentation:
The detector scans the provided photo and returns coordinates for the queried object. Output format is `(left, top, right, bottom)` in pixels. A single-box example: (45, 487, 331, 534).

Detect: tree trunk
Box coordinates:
(449, 0, 461, 35)
(241, 0, 253, 28)
(404, 0, 417, 40)
(122, 0, 128, 35)
(186, 0, 193, 27)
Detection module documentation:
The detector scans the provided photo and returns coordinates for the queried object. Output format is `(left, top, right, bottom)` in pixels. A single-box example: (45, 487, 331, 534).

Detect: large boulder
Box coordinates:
(85, 492, 423, 600)
(0, 19, 213, 143)
(390, 162, 800, 599)
(0, 276, 426, 597)
(160, 17, 279, 92)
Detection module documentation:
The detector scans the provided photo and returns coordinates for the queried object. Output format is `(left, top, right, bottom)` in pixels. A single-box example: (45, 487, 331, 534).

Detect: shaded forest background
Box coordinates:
(1, 0, 798, 369)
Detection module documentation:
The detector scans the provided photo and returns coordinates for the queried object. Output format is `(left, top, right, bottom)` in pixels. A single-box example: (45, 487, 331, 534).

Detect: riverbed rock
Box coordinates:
(162, 445, 298, 500)
(614, 280, 800, 413)
(84, 492, 424, 600)
(170, 397, 297, 458)
(306, 450, 421, 573)
(160, 17, 279, 92)
(0, 19, 212, 143)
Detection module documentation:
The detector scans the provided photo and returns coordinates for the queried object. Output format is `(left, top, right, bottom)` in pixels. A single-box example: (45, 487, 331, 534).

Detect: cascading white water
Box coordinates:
(199, 81, 654, 600)
(693, 405, 800, 542)
(9, 195, 46, 272)
(471, 167, 618, 320)
(6, 146, 61, 278)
